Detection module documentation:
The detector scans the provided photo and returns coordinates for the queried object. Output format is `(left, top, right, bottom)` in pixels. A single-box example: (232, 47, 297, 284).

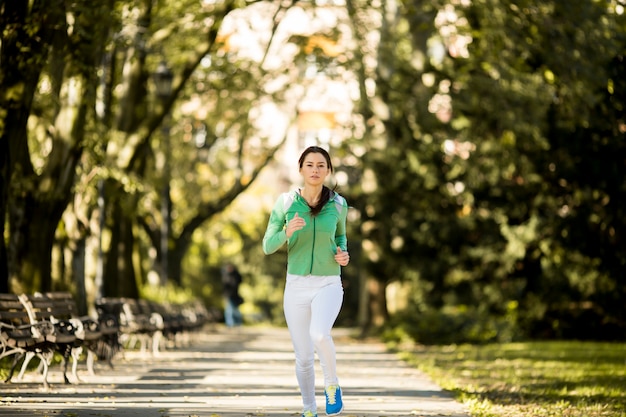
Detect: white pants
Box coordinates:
(283, 274, 344, 413)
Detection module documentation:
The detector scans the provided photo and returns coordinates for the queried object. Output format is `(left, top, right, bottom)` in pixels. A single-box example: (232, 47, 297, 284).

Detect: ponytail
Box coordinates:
(309, 186, 334, 216)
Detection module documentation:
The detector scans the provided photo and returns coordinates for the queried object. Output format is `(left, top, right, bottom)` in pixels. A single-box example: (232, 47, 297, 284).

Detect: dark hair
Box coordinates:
(298, 146, 333, 172)
(298, 146, 336, 216)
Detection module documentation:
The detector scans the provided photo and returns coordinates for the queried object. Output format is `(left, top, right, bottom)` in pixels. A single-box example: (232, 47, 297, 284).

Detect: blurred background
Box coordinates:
(1, 0, 624, 344)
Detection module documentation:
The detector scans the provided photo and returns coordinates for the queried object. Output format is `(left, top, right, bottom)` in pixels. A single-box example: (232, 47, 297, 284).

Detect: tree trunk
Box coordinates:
(63, 207, 90, 315)
(357, 270, 370, 332)
(367, 277, 388, 330)
(169, 243, 185, 287)
(72, 236, 88, 315)
(0, 1, 56, 292)
(8, 196, 63, 292)
(103, 193, 140, 298)
(0, 145, 9, 293)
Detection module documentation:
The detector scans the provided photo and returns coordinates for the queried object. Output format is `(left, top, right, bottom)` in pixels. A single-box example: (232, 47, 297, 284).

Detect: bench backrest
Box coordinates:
(20, 293, 59, 323)
(0, 293, 52, 344)
(0, 293, 31, 327)
(41, 292, 81, 320)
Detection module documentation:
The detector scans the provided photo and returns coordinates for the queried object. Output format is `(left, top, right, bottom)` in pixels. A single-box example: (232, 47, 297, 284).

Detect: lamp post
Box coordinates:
(154, 60, 173, 285)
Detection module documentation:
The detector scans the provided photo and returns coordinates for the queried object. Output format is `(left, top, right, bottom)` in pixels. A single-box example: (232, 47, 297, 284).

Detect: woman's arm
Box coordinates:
(334, 197, 348, 251)
(262, 195, 288, 255)
(334, 197, 349, 266)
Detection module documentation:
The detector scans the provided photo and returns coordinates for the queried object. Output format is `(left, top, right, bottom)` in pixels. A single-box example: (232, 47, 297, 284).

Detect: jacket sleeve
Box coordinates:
(263, 194, 288, 255)
(334, 196, 348, 251)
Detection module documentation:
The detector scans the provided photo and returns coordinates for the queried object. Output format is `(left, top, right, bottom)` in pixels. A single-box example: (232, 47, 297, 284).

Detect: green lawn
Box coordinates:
(395, 341, 626, 417)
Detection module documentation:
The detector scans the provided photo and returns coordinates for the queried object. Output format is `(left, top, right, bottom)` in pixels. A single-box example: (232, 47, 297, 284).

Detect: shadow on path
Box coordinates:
(0, 326, 469, 417)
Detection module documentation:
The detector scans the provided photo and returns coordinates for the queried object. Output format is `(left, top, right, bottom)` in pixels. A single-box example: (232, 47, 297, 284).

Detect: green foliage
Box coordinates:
(175, 178, 291, 323)
(347, 0, 626, 341)
(385, 302, 519, 345)
(140, 281, 199, 304)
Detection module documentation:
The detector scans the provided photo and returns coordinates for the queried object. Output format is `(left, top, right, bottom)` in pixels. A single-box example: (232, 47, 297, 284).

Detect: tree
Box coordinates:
(98, 0, 297, 296)
(0, 1, 116, 293)
(449, 0, 626, 339)
(0, 0, 311, 303)
(344, 0, 449, 331)
(344, 0, 626, 340)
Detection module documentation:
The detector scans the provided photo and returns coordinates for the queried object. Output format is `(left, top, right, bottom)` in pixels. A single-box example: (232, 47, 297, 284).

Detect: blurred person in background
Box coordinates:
(221, 263, 243, 328)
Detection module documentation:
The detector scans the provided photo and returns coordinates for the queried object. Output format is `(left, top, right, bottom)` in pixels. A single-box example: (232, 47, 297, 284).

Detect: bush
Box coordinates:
(385, 304, 519, 345)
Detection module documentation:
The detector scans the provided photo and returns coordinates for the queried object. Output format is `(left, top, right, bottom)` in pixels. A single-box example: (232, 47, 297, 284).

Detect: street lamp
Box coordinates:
(154, 60, 173, 285)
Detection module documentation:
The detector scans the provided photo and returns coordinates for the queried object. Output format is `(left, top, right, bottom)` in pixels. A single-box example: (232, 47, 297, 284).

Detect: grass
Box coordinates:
(394, 340, 626, 417)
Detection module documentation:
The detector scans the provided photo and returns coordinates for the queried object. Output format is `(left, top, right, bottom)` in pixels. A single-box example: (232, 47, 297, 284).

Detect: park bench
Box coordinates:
(137, 299, 215, 349)
(141, 299, 199, 348)
(2, 292, 211, 387)
(93, 297, 124, 365)
(182, 299, 215, 331)
(95, 297, 213, 355)
(38, 292, 121, 374)
(97, 297, 163, 355)
(175, 299, 215, 343)
(10, 292, 123, 384)
(0, 293, 58, 389)
(16, 293, 85, 384)
(148, 300, 208, 348)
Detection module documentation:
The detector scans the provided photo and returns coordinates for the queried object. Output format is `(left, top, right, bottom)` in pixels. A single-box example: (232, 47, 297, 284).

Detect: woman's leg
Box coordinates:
(310, 280, 343, 387)
(284, 277, 316, 412)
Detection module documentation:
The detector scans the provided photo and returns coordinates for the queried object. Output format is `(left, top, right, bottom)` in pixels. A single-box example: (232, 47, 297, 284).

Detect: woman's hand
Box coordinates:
(286, 213, 306, 239)
(335, 247, 350, 266)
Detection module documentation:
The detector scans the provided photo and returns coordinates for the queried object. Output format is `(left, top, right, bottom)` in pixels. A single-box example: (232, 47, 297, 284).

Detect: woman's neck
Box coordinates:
(300, 186, 323, 206)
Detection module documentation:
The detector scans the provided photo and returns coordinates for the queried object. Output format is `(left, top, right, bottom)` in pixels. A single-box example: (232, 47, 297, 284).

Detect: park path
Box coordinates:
(0, 325, 470, 417)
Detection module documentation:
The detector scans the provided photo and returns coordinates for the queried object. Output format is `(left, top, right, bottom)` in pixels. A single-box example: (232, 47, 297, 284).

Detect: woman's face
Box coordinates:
(299, 152, 330, 187)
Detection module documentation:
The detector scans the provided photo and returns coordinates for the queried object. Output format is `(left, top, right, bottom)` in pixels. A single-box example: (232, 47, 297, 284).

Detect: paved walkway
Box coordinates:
(0, 326, 469, 417)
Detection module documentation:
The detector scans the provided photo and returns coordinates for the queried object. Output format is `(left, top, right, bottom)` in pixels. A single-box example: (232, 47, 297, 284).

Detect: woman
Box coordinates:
(263, 146, 349, 417)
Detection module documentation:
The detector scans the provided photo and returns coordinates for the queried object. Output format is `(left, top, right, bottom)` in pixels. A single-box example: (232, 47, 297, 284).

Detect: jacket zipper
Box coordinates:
(310, 216, 316, 274)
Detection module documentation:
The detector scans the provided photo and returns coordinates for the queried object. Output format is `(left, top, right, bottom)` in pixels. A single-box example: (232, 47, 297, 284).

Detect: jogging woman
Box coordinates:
(263, 146, 349, 417)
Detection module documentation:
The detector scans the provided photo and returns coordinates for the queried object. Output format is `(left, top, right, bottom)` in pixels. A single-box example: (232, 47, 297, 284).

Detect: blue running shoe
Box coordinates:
(302, 411, 317, 417)
(325, 384, 343, 416)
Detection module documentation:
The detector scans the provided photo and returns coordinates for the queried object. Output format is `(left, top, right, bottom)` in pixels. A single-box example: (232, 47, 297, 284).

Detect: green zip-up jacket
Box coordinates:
(262, 190, 348, 276)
